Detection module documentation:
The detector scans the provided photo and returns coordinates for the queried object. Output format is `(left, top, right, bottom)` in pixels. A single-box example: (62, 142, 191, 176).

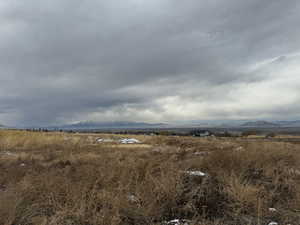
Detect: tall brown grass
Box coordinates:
(0, 130, 299, 224)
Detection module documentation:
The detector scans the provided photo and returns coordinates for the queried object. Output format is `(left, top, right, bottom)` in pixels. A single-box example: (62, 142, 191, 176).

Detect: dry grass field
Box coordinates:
(0, 130, 300, 225)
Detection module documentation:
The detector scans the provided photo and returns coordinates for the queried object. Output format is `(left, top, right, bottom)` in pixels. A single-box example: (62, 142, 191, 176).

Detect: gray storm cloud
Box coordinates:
(0, 0, 300, 126)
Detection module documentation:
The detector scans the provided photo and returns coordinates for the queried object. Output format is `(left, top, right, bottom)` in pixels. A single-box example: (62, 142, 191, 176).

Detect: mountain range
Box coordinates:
(240, 121, 279, 127)
(275, 120, 300, 127)
(9, 119, 300, 130)
(49, 121, 168, 130)
(174, 120, 300, 128)
(240, 120, 300, 127)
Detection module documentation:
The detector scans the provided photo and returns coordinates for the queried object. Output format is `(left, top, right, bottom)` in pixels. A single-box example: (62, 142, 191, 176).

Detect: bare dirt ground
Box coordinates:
(0, 130, 300, 225)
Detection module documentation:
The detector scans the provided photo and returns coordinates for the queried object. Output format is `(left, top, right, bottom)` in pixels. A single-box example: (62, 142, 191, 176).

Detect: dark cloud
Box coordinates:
(0, 0, 300, 126)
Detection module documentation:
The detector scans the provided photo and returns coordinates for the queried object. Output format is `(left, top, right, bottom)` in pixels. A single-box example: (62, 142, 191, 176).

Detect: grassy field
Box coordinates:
(0, 130, 300, 225)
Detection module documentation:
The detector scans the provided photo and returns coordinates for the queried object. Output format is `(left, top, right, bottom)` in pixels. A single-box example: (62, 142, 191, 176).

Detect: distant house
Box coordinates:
(190, 130, 212, 137)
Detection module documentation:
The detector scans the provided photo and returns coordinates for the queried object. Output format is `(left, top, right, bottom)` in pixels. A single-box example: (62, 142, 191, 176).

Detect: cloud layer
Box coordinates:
(0, 0, 300, 126)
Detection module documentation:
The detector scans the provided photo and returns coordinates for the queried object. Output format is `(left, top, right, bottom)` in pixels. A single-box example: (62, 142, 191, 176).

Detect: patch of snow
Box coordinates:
(1, 151, 15, 156)
(185, 171, 206, 177)
(289, 168, 300, 176)
(164, 219, 190, 225)
(200, 131, 210, 137)
(268, 222, 278, 225)
(269, 208, 277, 212)
(152, 148, 162, 153)
(119, 138, 141, 144)
(127, 194, 139, 203)
(235, 146, 245, 151)
(97, 138, 114, 143)
(194, 151, 209, 156)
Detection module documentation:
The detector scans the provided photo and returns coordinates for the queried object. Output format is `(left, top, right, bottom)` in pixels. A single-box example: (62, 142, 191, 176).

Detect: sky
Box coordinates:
(0, 0, 300, 126)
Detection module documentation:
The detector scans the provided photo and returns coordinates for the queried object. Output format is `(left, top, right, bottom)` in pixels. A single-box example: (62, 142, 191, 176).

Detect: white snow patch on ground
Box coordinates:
(96, 138, 103, 142)
(127, 194, 139, 203)
(235, 146, 245, 151)
(1, 151, 16, 156)
(119, 138, 141, 144)
(193, 151, 210, 156)
(164, 219, 190, 225)
(268, 222, 278, 225)
(268, 208, 277, 212)
(185, 171, 206, 177)
(96, 138, 114, 143)
(289, 168, 300, 176)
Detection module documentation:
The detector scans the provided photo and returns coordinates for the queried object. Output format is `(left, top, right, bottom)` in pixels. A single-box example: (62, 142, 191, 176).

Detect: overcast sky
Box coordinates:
(0, 0, 300, 126)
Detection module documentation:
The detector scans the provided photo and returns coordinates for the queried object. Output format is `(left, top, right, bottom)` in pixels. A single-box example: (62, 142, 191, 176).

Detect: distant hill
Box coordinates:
(240, 121, 279, 127)
(52, 121, 168, 130)
(240, 120, 300, 128)
(275, 120, 300, 127)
